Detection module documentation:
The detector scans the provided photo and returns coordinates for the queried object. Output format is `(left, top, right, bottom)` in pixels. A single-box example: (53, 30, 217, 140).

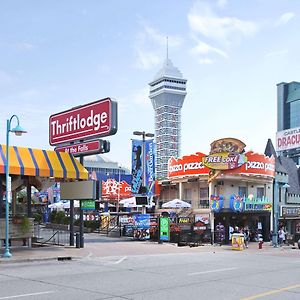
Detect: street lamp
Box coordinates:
(273, 181, 290, 248)
(133, 131, 154, 213)
(117, 166, 121, 213)
(3, 115, 26, 258)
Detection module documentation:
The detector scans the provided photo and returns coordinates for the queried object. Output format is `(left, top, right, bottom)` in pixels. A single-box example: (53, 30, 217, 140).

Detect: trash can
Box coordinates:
(75, 232, 80, 248)
(232, 233, 244, 251)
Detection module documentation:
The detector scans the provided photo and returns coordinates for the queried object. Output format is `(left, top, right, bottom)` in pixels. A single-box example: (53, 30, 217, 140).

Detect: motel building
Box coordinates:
(158, 138, 276, 244)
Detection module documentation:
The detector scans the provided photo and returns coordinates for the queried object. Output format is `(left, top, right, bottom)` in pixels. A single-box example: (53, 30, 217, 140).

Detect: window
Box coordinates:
(257, 187, 264, 199)
(198, 200, 209, 209)
(238, 186, 247, 197)
(183, 188, 192, 200)
(200, 188, 208, 198)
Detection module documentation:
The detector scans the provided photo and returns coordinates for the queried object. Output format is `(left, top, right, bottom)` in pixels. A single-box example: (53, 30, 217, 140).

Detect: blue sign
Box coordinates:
(230, 195, 244, 212)
(145, 139, 155, 197)
(131, 139, 143, 194)
(210, 195, 224, 213)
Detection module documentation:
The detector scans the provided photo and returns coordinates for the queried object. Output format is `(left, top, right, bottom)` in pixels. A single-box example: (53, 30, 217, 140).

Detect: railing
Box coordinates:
(34, 225, 69, 246)
(98, 215, 120, 236)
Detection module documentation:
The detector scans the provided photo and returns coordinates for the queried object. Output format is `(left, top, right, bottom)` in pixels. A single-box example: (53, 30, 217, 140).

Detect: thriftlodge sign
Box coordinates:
(49, 98, 117, 146)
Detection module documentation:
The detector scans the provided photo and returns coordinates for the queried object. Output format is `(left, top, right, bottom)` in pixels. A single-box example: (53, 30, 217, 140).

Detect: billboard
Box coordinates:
(49, 98, 117, 146)
(276, 127, 300, 151)
(60, 181, 100, 200)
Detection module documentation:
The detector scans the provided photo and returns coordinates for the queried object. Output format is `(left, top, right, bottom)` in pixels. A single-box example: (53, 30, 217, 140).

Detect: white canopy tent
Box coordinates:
(161, 199, 191, 209)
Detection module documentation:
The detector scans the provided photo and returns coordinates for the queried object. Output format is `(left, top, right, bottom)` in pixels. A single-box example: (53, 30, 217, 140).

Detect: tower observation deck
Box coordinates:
(149, 58, 187, 179)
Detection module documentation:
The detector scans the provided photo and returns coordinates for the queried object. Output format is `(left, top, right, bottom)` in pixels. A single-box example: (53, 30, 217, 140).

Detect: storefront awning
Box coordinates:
(0, 145, 88, 180)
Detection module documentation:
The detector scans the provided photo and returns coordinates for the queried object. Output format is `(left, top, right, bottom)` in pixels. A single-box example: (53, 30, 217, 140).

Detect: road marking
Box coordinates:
(0, 291, 55, 299)
(188, 267, 238, 276)
(114, 256, 127, 264)
(241, 283, 300, 299)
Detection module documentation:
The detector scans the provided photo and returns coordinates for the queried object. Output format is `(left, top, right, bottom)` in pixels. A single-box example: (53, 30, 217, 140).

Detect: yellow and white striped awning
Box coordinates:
(0, 145, 88, 180)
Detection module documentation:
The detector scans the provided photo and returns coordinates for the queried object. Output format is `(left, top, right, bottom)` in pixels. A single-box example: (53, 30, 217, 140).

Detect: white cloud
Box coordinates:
(188, 1, 259, 45)
(265, 49, 288, 58)
(217, 0, 227, 9)
(134, 23, 183, 70)
(275, 12, 295, 26)
(135, 48, 161, 70)
(17, 42, 35, 50)
(191, 39, 229, 58)
(197, 58, 214, 64)
(132, 87, 150, 106)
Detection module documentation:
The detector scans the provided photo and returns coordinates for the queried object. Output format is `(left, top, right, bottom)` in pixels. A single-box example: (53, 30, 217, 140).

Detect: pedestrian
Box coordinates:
(243, 228, 250, 248)
(278, 228, 286, 246)
(269, 230, 273, 246)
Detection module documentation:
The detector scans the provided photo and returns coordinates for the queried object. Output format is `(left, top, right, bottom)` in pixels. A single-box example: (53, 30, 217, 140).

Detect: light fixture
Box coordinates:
(3, 115, 26, 258)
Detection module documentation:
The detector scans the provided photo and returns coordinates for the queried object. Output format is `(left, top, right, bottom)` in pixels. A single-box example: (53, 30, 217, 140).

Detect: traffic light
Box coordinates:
(99, 140, 110, 153)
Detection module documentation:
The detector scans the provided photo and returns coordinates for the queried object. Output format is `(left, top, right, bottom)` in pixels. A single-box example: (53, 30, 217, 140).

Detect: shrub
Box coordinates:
(33, 213, 42, 224)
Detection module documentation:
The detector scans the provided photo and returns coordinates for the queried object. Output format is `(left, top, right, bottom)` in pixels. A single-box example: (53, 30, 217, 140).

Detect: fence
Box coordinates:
(34, 224, 69, 246)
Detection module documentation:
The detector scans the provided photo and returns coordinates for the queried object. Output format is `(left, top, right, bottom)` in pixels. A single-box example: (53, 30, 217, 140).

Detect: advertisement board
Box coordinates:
(133, 214, 150, 240)
(49, 98, 117, 146)
(276, 127, 300, 151)
(159, 217, 170, 241)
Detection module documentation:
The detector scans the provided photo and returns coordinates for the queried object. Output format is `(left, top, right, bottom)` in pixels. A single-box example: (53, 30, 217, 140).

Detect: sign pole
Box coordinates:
(69, 200, 74, 246)
(79, 155, 84, 248)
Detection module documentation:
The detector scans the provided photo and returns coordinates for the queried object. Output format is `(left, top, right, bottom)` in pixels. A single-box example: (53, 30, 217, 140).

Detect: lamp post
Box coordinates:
(133, 131, 154, 213)
(117, 166, 121, 213)
(273, 181, 290, 248)
(3, 115, 26, 258)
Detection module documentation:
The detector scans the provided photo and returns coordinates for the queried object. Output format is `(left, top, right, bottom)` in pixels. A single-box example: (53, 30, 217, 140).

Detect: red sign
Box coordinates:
(227, 151, 275, 177)
(101, 179, 132, 199)
(168, 151, 275, 178)
(168, 152, 210, 178)
(49, 98, 117, 146)
(55, 140, 101, 157)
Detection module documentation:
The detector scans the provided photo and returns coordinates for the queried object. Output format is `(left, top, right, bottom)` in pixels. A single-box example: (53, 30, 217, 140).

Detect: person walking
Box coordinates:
(243, 228, 250, 248)
(278, 228, 286, 246)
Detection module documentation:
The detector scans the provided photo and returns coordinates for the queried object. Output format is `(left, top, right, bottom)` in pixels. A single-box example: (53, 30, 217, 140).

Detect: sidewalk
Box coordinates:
(0, 237, 298, 264)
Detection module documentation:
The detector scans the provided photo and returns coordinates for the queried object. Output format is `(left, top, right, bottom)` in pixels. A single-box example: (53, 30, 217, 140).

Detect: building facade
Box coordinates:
(158, 138, 276, 244)
(277, 81, 300, 163)
(149, 58, 187, 180)
(276, 82, 300, 241)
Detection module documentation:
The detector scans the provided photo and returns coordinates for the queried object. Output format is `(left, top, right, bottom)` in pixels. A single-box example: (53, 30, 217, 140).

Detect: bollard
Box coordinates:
(258, 239, 263, 249)
(75, 232, 80, 248)
(298, 239, 300, 249)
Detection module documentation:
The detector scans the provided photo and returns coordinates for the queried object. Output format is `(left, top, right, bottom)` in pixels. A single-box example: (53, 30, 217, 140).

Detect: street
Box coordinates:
(1, 235, 300, 299)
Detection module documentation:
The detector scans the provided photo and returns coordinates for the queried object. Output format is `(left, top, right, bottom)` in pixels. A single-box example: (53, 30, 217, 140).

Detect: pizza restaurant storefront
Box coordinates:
(162, 138, 275, 244)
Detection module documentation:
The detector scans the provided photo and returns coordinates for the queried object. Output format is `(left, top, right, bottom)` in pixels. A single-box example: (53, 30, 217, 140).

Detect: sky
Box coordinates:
(0, 0, 300, 169)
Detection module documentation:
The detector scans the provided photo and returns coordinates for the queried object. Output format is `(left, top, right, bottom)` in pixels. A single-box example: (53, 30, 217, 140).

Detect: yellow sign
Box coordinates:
(232, 233, 244, 251)
(203, 152, 247, 170)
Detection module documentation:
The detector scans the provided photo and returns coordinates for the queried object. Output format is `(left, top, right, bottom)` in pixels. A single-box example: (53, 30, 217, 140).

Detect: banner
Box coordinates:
(159, 217, 170, 241)
(131, 139, 143, 194)
(230, 195, 244, 212)
(145, 139, 155, 196)
(133, 214, 150, 240)
(210, 195, 224, 213)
